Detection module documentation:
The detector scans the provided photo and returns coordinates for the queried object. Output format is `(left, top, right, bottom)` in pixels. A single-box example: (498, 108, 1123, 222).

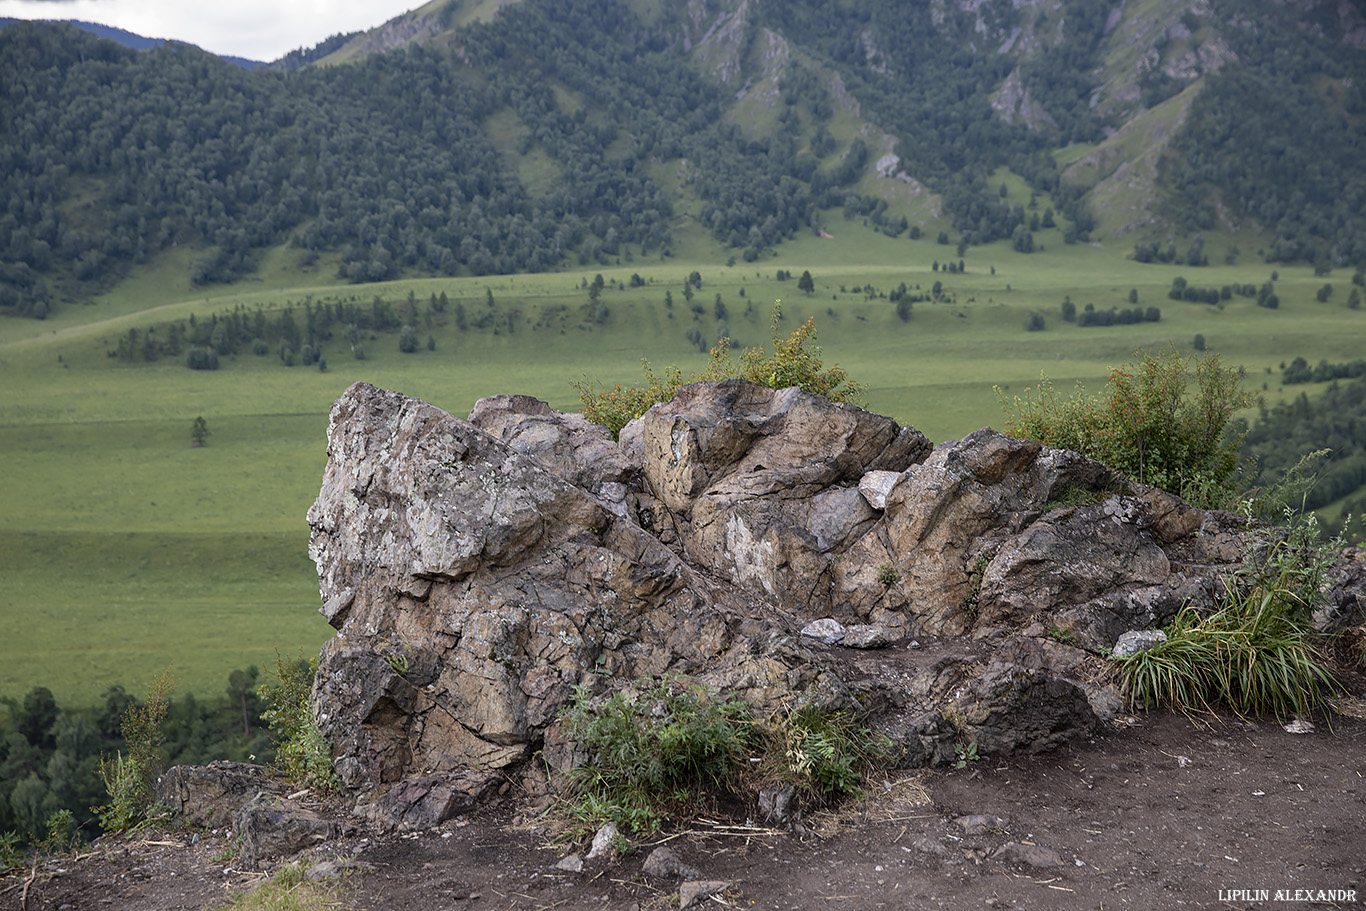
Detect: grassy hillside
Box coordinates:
(3, 216, 1363, 706)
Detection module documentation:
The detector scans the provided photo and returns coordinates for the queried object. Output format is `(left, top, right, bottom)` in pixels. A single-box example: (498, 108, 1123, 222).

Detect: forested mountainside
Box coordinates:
(2, 0, 1364, 317)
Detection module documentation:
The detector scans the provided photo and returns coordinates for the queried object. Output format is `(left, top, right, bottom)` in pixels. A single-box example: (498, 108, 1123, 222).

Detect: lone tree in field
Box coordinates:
(797, 270, 815, 295)
(191, 416, 210, 447)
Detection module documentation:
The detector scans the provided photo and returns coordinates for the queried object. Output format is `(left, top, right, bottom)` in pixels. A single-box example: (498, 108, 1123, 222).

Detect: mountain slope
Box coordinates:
(1, 0, 1363, 319)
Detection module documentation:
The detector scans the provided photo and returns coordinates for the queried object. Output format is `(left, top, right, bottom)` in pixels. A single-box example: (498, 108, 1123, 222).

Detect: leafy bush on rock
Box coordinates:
(575, 302, 865, 439)
(998, 347, 1256, 508)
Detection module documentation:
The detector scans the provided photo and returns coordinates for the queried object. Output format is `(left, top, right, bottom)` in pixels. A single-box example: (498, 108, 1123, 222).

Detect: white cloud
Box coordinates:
(0, 0, 423, 61)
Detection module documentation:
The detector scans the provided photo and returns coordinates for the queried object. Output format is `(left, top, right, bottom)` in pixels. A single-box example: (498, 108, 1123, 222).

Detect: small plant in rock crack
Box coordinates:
(261, 652, 341, 795)
(954, 742, 980, 769)
(877, 563, 900, 587)
(960, 554, 991, 619)
(1045, 483, 1111, 511)
(1045, 624, 1078, 646)
(378, 632, 415, 676)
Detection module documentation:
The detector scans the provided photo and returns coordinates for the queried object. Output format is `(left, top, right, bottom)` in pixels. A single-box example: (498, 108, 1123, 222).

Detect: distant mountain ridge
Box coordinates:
(1, 0, 1363, 318)
(0, 17, 264, 68)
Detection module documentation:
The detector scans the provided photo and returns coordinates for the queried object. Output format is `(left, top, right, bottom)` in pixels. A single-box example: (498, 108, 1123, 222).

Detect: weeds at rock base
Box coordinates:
(260, 653, 340, 796)
(556, 677, 898, 845)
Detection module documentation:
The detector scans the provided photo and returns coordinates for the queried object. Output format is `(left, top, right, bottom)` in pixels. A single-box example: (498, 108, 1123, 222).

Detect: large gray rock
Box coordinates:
(309, 383, 810, 819)
(620, 380, 931, 614)
(156, 761, 286, 829)
(468, 394, 639, 518)
(305, 380, 1284, 824)
(236, 797, 340, 870)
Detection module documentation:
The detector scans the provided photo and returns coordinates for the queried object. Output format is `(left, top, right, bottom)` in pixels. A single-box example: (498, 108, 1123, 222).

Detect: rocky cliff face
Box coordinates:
(304, 381, 1310, 829)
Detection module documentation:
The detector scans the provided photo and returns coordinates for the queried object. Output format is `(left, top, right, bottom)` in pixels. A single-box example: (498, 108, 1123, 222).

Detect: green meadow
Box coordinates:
(3, 217, 1363, 707)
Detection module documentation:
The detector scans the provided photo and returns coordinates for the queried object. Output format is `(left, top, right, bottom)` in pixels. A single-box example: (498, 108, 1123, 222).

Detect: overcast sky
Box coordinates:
(0, 0, 424, 61)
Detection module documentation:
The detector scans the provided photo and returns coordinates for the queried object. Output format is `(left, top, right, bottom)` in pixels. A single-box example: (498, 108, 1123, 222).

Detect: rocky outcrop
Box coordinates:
(156, 761, 287, 830)
(303, 380, 1280, 829)
(991, 68, 1057, 131)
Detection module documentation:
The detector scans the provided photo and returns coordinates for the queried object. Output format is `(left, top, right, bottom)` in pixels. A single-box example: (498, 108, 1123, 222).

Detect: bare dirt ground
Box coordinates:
(8, 693, 1366, 911)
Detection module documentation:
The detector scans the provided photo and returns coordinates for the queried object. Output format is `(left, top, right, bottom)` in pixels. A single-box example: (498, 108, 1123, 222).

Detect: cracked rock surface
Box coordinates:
(303, 380, 1362, 827)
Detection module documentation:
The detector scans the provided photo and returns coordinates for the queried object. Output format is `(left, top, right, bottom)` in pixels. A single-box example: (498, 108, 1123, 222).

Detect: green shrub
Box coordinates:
(260, 653, 339, 795)
(559, 677, 755, 837)
(40, 810, 78, 856)
(575, 302, 866, 439)
(96, 670, 173, 833)
(759, 705, 898, 800)
(1237, 449, 1347, 626)
(0, 831, 22, 873)
(998, 348, 1257, 508)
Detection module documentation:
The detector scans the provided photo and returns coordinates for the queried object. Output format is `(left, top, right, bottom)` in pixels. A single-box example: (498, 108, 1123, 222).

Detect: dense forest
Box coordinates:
(1160, 0, 1366, 267)
(0, 669, 281, 846)
(3, 0, 1364, 319)
(1242, 375, 1366, 535)
(0, 4, 880, 318)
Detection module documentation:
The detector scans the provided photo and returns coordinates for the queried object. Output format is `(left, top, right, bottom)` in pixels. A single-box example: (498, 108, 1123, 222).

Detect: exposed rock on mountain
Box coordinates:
(299, 380, 1324, 831)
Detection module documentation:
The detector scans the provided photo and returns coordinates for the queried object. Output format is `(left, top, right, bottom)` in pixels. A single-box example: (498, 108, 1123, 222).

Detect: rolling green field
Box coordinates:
(3, 217, 1363, 707)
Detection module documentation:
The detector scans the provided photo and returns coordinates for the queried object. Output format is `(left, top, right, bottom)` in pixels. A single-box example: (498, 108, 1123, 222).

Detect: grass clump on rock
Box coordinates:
(1114, 569, 1340, 720)
(1114, 475, 1345, 720)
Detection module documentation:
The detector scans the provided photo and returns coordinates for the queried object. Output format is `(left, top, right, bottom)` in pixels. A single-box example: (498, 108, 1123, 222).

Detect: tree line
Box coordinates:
(1242, 374, 1366, 532)
(4, 0, 1363, 321)
(1, 668, 280, 845)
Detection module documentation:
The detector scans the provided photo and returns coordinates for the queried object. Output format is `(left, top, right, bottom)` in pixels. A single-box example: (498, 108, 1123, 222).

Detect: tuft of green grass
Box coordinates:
(1045, 484, 1110, 510)
(219, 862, 348, 911)
(1113, 569, 1340, 720)
(757, 704, 899, 801)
